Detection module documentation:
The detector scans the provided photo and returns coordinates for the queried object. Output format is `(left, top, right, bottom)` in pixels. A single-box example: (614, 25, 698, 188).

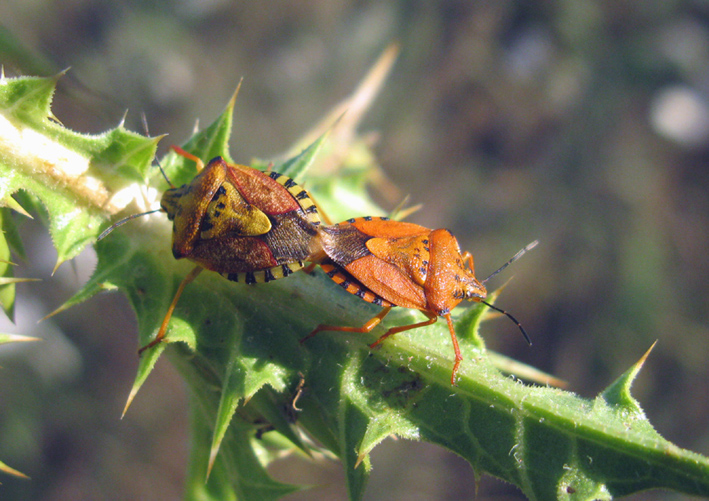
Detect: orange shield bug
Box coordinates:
(303, 216, 536, 385)
(99, 145, 323, 353)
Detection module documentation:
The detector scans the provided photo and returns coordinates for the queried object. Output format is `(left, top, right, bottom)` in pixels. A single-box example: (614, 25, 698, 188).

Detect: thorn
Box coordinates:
(206, 445, 219, 481)
(0, 462, 30, 480)
(51, 259, 63, 276)
(4, 196, 33, 219)
(354, 452, 366, 469)
(0, 333, 41, 343)
(638, 340, 658, 367)
(118, 109, 129, 128)
(0, 277, 40, 285)
(227, 77, 244, 112)
(39, 302, 70, 323)
(121, 386, 139, 419)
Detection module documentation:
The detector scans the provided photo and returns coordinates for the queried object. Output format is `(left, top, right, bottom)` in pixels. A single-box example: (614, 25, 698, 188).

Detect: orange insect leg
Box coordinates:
(443, 313, 463, 385)
(371, 311, 463, 385)
(300, 306, 394, 344)
(170, 145, 205, 172)
(369, 310, 438, 348)
(461, 251, 474, 269)
(138, 265, 203, 355)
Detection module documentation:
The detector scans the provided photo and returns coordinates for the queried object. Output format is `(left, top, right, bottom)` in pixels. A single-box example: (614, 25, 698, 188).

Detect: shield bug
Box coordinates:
(99, 145, 323, 353)
(302, 216, 536, 385)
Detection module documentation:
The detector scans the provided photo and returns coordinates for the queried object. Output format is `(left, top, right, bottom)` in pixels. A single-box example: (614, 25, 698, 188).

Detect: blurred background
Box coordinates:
(1, 1, 708, 499)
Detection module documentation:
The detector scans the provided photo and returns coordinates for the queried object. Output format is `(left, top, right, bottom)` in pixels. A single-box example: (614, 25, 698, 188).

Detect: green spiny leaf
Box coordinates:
(180, 357, 302, 501)
(161, 85, 237, 188)
(0, 74, 159, 269)
(247, 385, 312, 457)
(276, 123, 333, 180)
(1, 207, 25, 259)
(0, 210, 16, 319)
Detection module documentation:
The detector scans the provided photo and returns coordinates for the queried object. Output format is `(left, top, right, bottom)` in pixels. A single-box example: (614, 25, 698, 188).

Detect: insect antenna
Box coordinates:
(479, 240, 538, 345)
(480, 300, 532, 345)
(141, 113, 175, 189)
(482, 240, 539, 285)
(97, 209, 162, 241)
(154, 155, 174, 189)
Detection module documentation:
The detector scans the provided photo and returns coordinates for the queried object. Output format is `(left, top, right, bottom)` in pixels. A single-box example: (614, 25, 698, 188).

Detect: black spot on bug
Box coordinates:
(326, 269, 338, 278)
(201, 221, 214, 232)
(422, 239, 429, 245)
(227, 273, 240, 282)
(264, 269, 276, 282)
(363, 216, 373, 221)
(347, 218, 356, 223)
(424, 247, 430, 252)
(284, 178, 297, 189)
(245, 273, 257, 285)
(216, 186, 227, 196)
(269, 172, 280, 180)
(381, 216, 390, 221)
(213, 210, 221, 218)
(305, 206, 318, 213)
(373, 297, 384, 306)
(340, 280, 351, 290)
(282, 264, 293, 277)
(419, 267, 426, 275)
(355, 289, 366, 298)
(295, 190, 309, 200)
(216, 202, 226, 210)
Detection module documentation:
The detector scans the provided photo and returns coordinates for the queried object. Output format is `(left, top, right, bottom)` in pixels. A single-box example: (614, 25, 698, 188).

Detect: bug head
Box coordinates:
(461, 274, 487, 302)
(454, 261, 487, 303)
(160, 183, 190, 221)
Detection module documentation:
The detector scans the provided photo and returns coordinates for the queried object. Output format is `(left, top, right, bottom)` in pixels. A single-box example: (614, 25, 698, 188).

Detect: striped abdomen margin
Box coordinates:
(320, 263, 393, 308)
(222, 261, 304, 284)
(268, 172, 321, 226)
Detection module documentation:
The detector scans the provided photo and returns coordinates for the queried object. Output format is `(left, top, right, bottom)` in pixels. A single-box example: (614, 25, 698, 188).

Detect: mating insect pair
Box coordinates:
(100, 146, 534, 384)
